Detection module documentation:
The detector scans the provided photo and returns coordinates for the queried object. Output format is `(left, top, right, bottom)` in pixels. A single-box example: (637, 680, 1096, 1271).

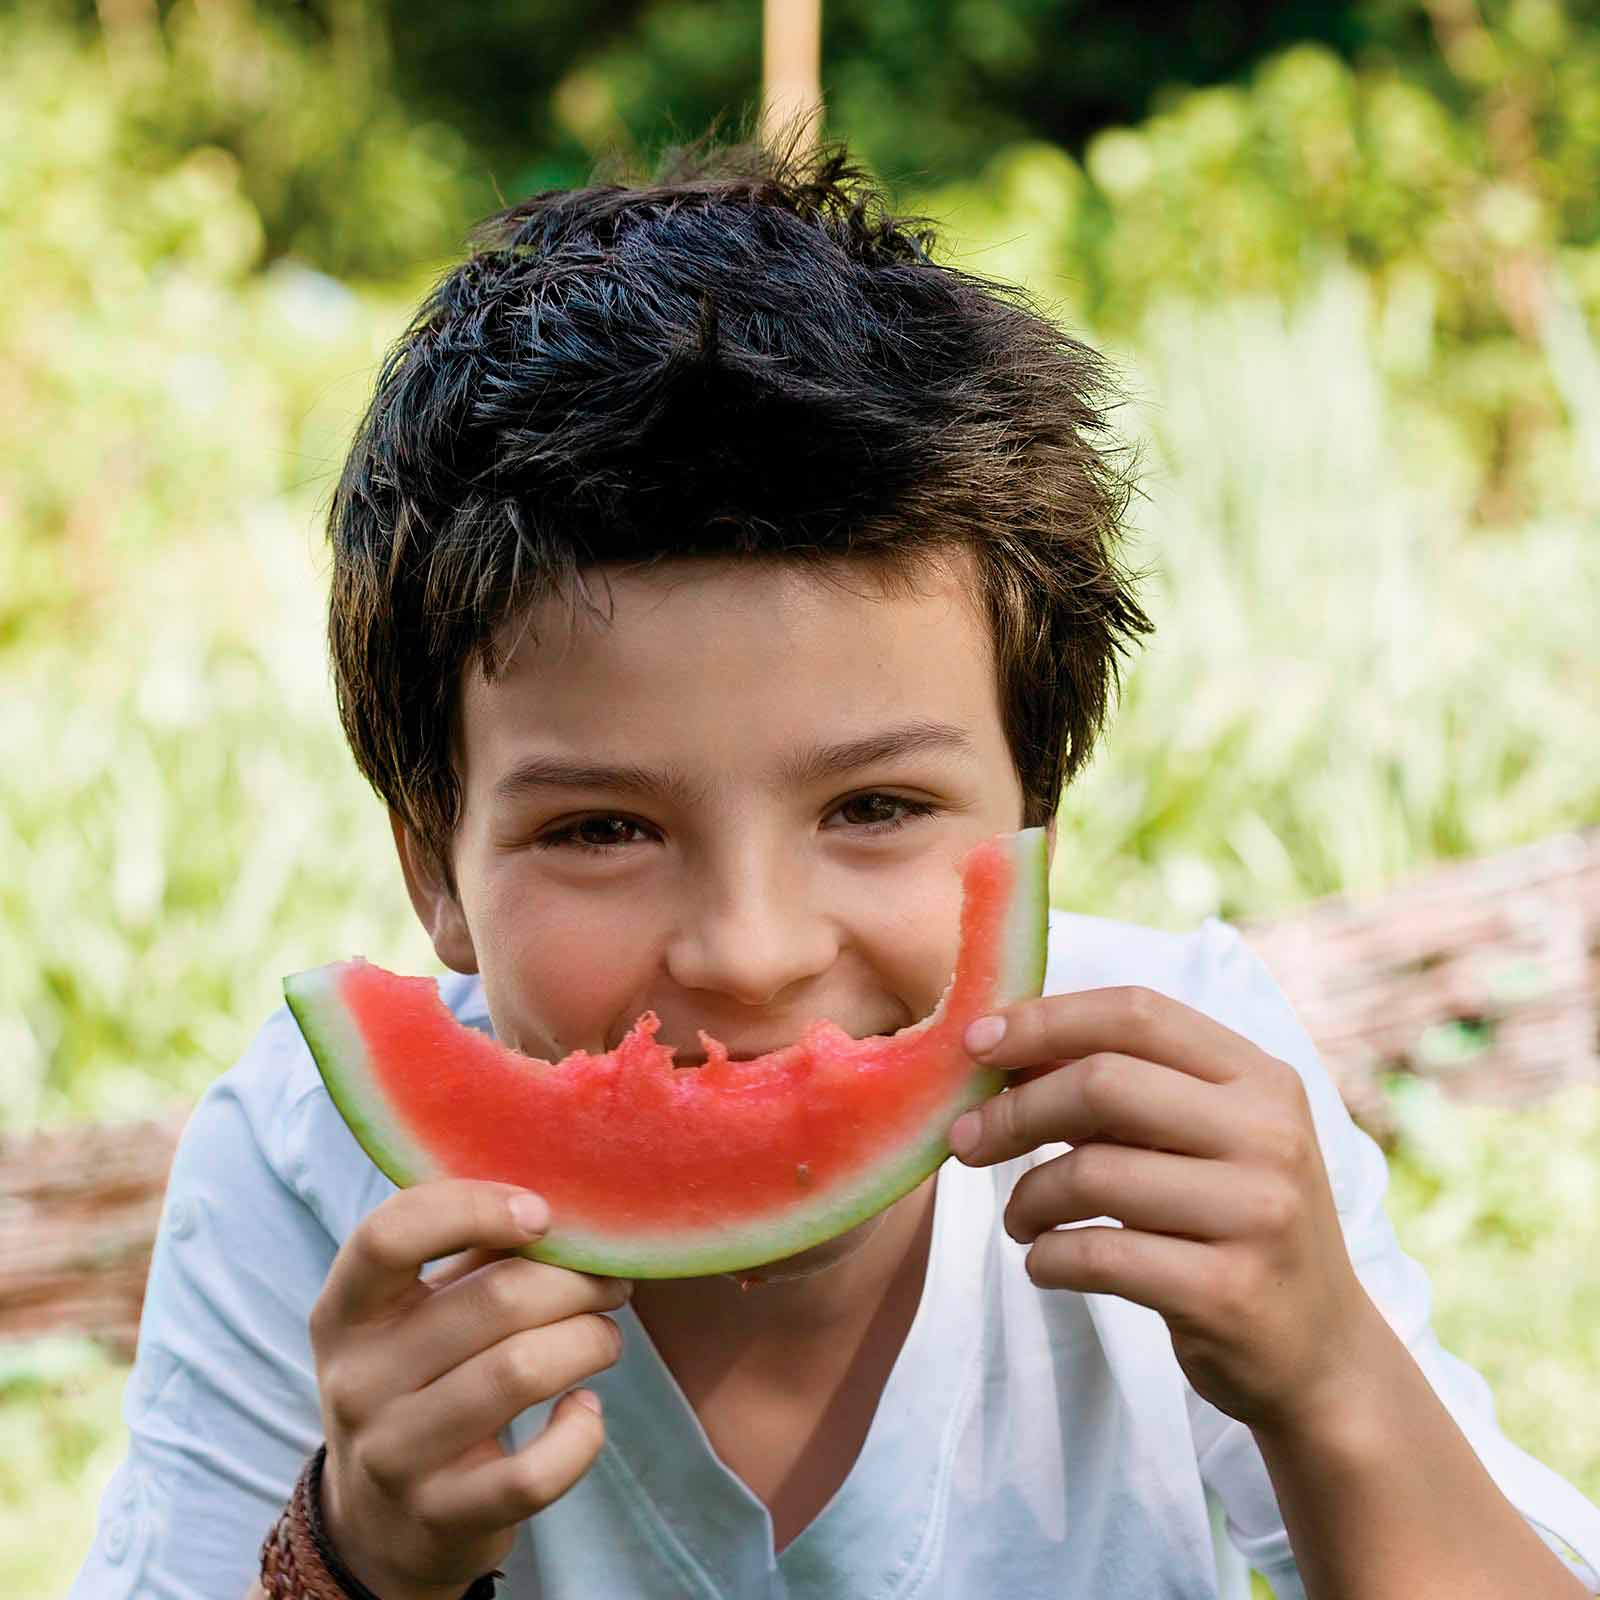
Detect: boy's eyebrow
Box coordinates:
(491, 755, 708, 809)
(490, 721, 977, 807)
(778, 720, 978, 788)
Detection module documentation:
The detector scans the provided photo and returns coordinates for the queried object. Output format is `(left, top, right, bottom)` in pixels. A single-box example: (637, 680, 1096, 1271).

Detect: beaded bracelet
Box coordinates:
(260, 1444, 503, 1600)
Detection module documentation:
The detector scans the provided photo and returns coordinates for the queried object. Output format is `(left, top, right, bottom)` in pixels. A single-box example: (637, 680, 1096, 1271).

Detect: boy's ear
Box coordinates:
(389, 811, 479, 974)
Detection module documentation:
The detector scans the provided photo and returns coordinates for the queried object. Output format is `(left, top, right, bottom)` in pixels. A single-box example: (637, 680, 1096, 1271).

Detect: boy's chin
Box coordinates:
(717, 1212, 890, 1289)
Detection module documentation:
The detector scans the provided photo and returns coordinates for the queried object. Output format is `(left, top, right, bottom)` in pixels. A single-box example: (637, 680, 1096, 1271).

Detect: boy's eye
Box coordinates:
(539, 815, 654, 852)
(829, 792, 938, 832)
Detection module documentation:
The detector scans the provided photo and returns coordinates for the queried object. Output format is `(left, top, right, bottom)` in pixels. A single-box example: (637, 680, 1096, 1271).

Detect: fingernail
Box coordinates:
(949, 1110, 981, 1159)
(574, 1389, 603, 1414)
(510, 1193, 550, 1234)
(964, 1016, 1006, 1056)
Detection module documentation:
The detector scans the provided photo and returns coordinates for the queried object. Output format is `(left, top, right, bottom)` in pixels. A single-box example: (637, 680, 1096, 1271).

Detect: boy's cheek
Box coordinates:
(867, 865, 968, 1022)
(479, 908, 652, 1057)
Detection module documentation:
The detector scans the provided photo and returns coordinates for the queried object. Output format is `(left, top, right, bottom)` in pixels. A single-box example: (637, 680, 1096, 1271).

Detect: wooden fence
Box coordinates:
(3, 826, 1597, 1360)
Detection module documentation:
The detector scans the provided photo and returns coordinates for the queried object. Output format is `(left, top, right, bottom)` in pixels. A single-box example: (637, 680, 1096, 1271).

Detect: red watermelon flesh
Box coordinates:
(284, 826, 1048, 1278)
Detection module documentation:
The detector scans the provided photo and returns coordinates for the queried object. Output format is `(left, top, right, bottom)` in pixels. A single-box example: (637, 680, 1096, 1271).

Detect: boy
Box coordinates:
(73, 139, 1600, 1599)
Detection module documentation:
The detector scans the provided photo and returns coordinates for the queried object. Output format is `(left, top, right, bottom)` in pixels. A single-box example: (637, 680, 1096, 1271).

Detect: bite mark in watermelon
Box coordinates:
(284, 827, 1049, 1278)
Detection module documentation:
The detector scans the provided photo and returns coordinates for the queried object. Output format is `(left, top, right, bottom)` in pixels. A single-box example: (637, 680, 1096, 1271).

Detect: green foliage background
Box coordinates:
(2, 3, 1598, 1595)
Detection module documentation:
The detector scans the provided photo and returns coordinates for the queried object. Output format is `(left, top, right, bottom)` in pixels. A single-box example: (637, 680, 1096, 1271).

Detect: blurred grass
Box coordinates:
(0, 1340, 128, 1600)
(1050, 268, 1600, 929)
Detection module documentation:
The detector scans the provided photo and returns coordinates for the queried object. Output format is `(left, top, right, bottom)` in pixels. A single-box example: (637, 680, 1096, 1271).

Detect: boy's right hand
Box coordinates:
(308, 1180, 631, 1600)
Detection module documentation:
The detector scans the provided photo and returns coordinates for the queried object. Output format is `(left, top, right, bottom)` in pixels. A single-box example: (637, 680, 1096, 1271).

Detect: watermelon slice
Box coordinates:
(284, 826, 1048, 1278)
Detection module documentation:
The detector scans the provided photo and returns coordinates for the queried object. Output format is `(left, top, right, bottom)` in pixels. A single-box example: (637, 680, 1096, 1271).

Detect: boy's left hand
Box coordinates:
(948, 986, 1383, 1434)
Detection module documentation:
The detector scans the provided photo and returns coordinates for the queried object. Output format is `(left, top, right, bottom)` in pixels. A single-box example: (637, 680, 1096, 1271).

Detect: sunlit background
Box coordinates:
(3, 2, 1598, 1594)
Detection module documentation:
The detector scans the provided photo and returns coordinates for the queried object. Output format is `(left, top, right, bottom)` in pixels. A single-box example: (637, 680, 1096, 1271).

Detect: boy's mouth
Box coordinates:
(666, 1019, 898, 1068)
(671, 1042, 797, 1067)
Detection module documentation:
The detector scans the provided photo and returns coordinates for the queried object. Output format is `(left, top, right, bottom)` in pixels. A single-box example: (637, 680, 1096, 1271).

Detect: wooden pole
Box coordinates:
(762, 0, 823, 150)
(94, 0, 161, 82)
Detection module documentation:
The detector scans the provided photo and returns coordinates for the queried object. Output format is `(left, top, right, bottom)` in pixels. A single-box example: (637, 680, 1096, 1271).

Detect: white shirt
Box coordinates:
(71, 912, 1600, 1599)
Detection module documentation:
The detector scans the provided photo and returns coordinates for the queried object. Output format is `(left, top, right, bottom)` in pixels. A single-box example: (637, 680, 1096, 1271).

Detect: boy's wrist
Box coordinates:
(1247, 1297, 1400, 1454)
(261, 1446, 502, 1600)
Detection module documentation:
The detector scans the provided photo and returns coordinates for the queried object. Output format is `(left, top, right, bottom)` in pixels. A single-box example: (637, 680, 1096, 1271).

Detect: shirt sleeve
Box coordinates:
(67, 1007, 368, 1600)
(1182, 919, 1600, 1599)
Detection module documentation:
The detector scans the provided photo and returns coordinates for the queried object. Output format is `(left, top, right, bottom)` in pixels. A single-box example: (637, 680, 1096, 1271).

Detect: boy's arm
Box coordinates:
(72, 1006, 615, 1600)
(950, 923, 1600, 1597)
(1187, 928, 1600, 1595)
(69, 1014, 338, 1600)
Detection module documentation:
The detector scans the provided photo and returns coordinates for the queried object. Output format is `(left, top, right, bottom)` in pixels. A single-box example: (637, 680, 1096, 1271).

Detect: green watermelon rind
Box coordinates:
(994, 823, 1049, 1009)
(285, 825, 1049, 1278)
(286, 968, 447, 1190)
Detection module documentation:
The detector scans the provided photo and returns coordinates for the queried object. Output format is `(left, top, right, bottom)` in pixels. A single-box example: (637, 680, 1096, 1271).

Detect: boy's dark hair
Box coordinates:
(329, 135, 1153, 885)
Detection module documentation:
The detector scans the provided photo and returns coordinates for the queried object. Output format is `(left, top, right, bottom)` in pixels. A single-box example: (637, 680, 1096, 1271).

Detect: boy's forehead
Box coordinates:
(486, 548, 988, 675)
(455, 549, 1005, 767)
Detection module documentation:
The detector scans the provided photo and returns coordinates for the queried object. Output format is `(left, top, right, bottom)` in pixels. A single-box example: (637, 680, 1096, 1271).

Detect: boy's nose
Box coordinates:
(664, 859, 838, 1006)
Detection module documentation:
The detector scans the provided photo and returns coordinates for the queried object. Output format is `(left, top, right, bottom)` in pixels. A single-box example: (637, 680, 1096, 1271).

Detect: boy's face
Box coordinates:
(399, 547, 1037, 1174)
